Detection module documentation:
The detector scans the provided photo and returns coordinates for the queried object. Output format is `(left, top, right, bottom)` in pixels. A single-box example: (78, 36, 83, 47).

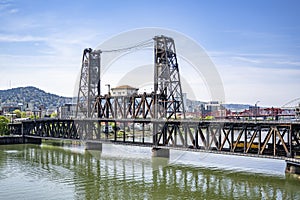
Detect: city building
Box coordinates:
(203, 101, 226, 118)
(0, 103, 21, 114)
(58, 103, 76, 119)
(295, 103, 300, 119)
(111, 85, 138, 96)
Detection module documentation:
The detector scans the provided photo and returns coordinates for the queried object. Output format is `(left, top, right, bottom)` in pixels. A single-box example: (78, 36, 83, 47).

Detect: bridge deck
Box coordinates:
(8, 119, 300, 162)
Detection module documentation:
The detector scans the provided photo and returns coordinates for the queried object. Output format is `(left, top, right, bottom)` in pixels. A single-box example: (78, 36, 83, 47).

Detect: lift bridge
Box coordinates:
(9, 35, 300, 172)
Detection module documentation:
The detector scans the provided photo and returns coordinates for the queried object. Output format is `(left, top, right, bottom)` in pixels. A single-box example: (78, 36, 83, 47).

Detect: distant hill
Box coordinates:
(0, 86, 252, 112)
(0, 86, 72, 109)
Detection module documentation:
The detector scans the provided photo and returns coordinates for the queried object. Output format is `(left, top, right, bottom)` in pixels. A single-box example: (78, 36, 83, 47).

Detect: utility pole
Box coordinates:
(105, 84, 111, 95)
(255, 101, 260, 122)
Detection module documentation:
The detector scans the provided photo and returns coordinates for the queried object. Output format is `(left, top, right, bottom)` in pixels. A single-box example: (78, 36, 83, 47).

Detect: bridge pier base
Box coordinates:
(152, 148, 170, 158)
(24, 137, 42, 145)
(85, 141, 102, 151)
(286, 161, 300, 175)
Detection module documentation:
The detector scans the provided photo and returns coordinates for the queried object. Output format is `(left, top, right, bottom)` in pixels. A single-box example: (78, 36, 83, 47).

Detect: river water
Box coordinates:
(0, 142, 299, 200)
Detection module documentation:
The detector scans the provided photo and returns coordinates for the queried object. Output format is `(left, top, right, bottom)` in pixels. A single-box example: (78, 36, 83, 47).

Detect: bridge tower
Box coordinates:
(75, 48, 101, 118)
(153, 36, 186, 149)
(154, 35, 186, 119)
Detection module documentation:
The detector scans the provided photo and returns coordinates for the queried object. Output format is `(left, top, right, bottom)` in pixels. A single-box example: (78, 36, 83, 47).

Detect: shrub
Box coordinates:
(0, 116, 10, 135)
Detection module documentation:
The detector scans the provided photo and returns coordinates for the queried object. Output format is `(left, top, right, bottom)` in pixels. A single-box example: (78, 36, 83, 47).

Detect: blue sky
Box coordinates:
(0, 0, 299, 107)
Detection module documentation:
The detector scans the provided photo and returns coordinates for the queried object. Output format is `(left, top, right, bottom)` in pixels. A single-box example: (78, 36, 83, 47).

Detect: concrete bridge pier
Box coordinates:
(85, 141, 102, 151)
(286, 161, 300, 175)
(24, 137, 42, 145)
(152, 147, 170, 158)
(152, 148, 169, 173)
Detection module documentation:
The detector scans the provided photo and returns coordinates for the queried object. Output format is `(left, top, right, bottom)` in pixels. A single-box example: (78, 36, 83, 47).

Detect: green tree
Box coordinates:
(21, 111, 27, 118)
(50, 112, 57, 118)
(29, 115, 39, 120)
(0, 116, 10, 135)
(13, 109, 22, 118)
(204, 116, 214, 120)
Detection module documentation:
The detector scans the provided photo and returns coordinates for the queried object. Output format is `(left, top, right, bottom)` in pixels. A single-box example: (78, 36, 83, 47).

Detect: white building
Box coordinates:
(58, 103, 76, 119)
(296, 103, 300, 119)
(111, 85, 138, 96)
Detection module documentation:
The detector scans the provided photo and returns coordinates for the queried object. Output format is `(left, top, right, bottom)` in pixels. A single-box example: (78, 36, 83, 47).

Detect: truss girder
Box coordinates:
(95, 94, 155, 119)
(9, 120, 300, 159)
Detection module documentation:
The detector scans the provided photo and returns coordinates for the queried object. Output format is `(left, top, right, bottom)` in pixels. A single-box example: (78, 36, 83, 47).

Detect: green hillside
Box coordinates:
(0, 86, 72, 109)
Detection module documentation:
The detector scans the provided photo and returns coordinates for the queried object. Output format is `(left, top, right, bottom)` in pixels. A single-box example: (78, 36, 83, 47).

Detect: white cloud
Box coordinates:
(0, 0, 11, 10)
(0, 68, 78, 97)
(205, 49, 300, 106)
(274, 61, 300, 66)
(232, 56, 262, 64)
(9, 8, 18, 13)
(220, 30, 286, 40)
(209, 50, 300, 68)
(0, 31, 102, 97)
(216, 63, 300, 106)
(0, 0, 19, 16)
(0, 34, 46, 42)
(0, 19, 109, 97)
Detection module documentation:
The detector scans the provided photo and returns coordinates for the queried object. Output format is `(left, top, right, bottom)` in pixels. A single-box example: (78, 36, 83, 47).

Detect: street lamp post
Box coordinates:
(255, 101, 260, 122)
(104, 84, 110, 138)
(105, 84, 110, 95)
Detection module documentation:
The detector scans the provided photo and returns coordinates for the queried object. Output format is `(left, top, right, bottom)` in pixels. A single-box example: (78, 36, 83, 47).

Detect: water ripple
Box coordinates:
(0, 144, 299, 200)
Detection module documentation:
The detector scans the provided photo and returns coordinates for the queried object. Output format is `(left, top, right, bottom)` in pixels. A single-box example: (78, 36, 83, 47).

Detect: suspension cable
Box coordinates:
(99, 38, 153, 53)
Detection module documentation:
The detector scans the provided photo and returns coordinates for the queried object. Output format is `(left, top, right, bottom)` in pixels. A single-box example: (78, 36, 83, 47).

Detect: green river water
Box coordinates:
(0, 142, 299, 200)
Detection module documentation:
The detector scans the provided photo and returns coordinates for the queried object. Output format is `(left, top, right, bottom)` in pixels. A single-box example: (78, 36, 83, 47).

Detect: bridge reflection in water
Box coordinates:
(0, 144, 299, 199)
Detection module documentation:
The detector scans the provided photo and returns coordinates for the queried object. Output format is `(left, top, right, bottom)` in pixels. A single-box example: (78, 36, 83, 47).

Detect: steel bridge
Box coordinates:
(9, 118, 300, 158)
(8, 35, 300, 173)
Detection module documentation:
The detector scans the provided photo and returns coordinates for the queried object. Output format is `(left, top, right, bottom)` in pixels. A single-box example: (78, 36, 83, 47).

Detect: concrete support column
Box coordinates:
(85, 141, 102, 151)
(24, 137, 42, 145)
(286, 162, 300, 175)
(152, 148, 170, 158)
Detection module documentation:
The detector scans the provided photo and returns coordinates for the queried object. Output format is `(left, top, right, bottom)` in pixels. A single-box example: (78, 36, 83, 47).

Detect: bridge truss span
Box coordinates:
(9, 119, 300, 160)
